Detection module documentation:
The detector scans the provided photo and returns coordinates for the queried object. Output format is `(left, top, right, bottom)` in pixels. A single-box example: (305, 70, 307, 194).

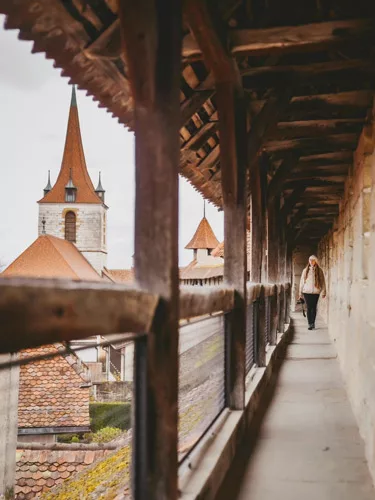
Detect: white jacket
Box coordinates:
(299, 265, 326, 296)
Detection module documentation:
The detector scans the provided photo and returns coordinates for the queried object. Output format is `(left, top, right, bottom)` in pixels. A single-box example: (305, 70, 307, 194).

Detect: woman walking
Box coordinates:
(299, 255, 326, 330)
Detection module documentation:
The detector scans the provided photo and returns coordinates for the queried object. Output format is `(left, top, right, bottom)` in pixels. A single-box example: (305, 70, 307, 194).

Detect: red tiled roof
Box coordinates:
(211, 231, 252, 264)
(18, 344, 90, 429)
(1, 235, 101, 281)
(180, 259, 224, 281)
(15, 448, 110, 499)
(105, 268, 135, 283)
(185, 217, 220, 250)
(211, 241, 224, 258)
(39, 88, 102, 204)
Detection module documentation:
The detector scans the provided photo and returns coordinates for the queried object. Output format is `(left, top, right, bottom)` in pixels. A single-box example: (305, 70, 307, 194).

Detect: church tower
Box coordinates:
(38, 86, 108, 274)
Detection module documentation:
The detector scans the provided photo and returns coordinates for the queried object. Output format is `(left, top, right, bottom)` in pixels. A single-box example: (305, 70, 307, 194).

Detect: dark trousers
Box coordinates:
(303, 293, 320, 326)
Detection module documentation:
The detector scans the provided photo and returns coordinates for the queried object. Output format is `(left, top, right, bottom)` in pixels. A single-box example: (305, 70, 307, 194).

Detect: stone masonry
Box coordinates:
(38, 203, 107, 273)
(317, 113, 375, 484)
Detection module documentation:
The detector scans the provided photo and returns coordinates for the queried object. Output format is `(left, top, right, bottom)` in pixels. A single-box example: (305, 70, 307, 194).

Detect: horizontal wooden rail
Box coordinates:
(0, 277, 159, 353)
(16, 442, 117, 451)
(180, 286, 235, 319)
(247, 282, 262, 303)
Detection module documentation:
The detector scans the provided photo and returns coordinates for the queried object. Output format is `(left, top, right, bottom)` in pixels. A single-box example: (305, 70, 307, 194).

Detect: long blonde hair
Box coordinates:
(304, 255, 322, 289)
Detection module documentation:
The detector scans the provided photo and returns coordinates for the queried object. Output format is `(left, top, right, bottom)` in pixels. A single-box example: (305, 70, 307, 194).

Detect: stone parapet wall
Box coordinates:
(317, 120, 375, 484)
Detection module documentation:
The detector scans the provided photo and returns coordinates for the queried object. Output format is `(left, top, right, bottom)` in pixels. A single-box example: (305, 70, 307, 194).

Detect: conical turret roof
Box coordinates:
(39, 86, 102, 204)
(185, 217, 220, 250)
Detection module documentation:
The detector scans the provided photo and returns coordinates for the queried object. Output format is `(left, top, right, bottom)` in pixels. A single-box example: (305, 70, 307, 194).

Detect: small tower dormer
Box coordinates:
(185, 215, 220, 264)
(38, 85, 108, 274)
(95, 172, 105, 203)
(43, 171, 52, 197)
(65, 169, 77, 202)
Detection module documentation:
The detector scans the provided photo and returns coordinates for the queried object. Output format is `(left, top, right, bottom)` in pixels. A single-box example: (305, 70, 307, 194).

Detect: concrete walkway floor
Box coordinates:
(216, 315, 375, 500)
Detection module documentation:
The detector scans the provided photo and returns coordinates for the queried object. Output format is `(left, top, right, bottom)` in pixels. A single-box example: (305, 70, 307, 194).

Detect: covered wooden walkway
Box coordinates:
(217, 315, 375, 500)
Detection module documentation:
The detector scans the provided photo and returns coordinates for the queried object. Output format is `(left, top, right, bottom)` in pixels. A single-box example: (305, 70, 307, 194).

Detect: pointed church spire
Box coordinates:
(71, 84, 77, 107)
(43, 170, 52, 196)
(95, 172, 105, 202)
(38, 85, 102, 204)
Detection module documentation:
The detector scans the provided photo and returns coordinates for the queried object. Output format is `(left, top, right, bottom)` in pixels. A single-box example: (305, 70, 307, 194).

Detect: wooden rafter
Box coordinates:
(183, 18, 375, 60)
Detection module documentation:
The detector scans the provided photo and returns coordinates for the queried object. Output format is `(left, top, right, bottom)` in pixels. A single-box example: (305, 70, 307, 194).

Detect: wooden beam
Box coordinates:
(293, 163, 350, 176)
(250, 161, 263, 282)
(242, 59, 375, 89)
(265, 133, 359, 156)
(284, 90, 372, 121)
(0, 278, 158, 353)
(182, 120, 218, 151)
(118, 2, 181, 498)
(198, 144, 220, 174)
(248, 90, 372, 122)
(281, 186, 306, 218)
(273, 119, 363, 140)
(180, 89, 215, 127)
(267, 196, 280, 283)
(247, 90, 291, 170)
(180, 286, 234, 318)
(182, 18, 375, 60)
(185, 0, 247, 412)
(288, 205, 308, 229)
(268, 153, 300, 200)
(298, 151, 354, 167)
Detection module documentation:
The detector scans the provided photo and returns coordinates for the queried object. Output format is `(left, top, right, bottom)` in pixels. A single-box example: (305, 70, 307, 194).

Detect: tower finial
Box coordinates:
(43, 170, 52, 196)
(95, 171, 105, 202)
(203, 199, 206, 219)
(71, 84, 77, 107)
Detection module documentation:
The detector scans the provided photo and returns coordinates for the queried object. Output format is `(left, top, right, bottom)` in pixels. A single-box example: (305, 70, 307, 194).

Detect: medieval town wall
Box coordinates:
(317, 123, 375, 482)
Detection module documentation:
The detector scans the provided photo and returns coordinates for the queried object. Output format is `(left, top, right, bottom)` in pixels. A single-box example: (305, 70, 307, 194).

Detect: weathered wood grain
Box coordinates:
(118, 1, 181, 498)
(0, 278, 158, 354)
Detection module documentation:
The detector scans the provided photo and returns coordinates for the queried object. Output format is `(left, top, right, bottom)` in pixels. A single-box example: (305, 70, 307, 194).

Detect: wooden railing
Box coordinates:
(0, 276, 291, 499)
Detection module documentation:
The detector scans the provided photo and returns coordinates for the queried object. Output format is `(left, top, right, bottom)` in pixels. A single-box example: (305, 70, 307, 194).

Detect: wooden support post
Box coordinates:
(278, 284, 285, 333)
(219, 85, 247, 410)
(118, 2, 181, 498)
(256, 287, 266, 366)
(0, 354, 19, 499)
(267, 195, 280, 283)
(269, 287, 278, 345)
(185, 0, 247, 410)
(250, 161, 263, 283)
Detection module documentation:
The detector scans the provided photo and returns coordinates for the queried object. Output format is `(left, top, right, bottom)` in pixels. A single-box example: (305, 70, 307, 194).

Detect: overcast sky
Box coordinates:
(0, 16, 223, 270)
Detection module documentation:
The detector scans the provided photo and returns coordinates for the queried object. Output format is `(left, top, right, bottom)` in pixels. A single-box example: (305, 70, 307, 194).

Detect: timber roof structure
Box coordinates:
(1, 0, 375, 244)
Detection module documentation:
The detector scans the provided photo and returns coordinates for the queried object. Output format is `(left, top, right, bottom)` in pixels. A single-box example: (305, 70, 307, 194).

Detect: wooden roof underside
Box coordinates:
(1, 0, 375, 245)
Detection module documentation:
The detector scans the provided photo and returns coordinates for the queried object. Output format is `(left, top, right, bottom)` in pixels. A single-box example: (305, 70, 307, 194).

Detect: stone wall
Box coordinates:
(38, 203, 107, 273)
(317, 120, 375, 483)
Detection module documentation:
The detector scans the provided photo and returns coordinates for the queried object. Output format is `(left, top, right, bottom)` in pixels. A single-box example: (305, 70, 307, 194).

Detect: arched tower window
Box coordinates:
(65, 211, 76, 242)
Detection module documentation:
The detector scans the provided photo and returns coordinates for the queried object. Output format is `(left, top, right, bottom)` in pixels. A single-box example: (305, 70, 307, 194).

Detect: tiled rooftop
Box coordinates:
(18, 345, 90, 430)
(15, 448, 110, 499)
(1, 235, 101, 281)
(185, 217, 220, 250)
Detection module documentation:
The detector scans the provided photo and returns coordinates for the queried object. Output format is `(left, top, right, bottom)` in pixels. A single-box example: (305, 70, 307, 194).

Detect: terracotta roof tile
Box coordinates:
(211, 241, 224, 258)
(105, 268, 135, 283)
(39, 89, 102, 205)
(1, 235, 101, 281)
(18, 345, 90, 429)
(15, 448, 110, 498)
(185, 217, 220, 250)
(211, 232, 252, 266)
